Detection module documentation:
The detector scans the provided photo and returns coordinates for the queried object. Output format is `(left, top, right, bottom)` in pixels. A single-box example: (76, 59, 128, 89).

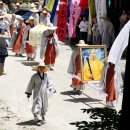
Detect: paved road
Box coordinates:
(0, 42, 124, 130)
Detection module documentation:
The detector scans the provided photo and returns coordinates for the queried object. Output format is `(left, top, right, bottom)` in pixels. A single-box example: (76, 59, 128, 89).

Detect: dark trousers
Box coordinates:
(0, 57, 6, 64)
(80, 32, 88, 44)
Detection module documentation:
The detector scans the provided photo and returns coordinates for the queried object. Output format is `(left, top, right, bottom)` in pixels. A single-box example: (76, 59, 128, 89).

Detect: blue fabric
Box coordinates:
(0, 26, 5, 30)
(67, 0, 71, 22)
(84, 8, 89, 17)
(50, 0, 59, 22)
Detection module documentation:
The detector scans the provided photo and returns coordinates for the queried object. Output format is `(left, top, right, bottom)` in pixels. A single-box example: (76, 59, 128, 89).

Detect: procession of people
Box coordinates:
(0, 0, 127, 127)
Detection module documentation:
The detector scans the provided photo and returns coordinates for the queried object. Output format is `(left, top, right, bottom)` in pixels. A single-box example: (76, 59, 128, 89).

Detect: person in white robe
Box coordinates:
(39, 10, 50, 25)
(40, 23, 59, 70)
(100, 20, 130, 109)
(31, 8, 39, 26)
(25, 61, 56, 126)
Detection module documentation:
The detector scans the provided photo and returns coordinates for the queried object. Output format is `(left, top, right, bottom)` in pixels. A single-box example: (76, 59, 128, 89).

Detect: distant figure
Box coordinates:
(0, 26, 10, 75)
(79, 16, 89, 44)
(39, 10, 50, 25)
(100, 16, 115, 51)
(119, 10, 127, 31)
(25, 62, 56, 126)
(83, 49, 104, 80)
(92, 18, 102, 44)
(68, 40, 85, 92)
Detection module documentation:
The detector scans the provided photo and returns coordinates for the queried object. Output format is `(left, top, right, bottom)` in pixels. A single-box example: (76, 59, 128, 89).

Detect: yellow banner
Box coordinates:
(88, 0, 96, 34)
(45, 0, 55, 12)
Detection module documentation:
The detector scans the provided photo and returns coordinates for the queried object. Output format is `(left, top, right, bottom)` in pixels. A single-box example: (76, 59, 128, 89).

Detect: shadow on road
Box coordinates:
(20, 61, 39, 66)
(64, 97, 102, 103)
(60, 91, 82, 96)
(16, 120, 36, 126)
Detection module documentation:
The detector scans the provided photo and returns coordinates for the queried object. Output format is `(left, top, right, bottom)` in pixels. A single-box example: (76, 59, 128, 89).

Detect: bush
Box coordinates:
(70, 107, 121, 130)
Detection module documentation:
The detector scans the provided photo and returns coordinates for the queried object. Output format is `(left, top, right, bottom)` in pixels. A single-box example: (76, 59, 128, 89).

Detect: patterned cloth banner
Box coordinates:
(68, 0, 81, 38)
(95, 0, 107, 33)
(50, 0, 59, 22)
(56, 0, 67, 40)
(88, 0, 96, 34)
(45, 0, 55, 12)
(79, 0, 88, 8)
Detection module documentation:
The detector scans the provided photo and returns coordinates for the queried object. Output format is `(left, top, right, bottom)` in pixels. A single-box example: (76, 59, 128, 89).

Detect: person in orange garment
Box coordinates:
(12, 16, 26, 57)
(67, 40, 86, 92)
(83, 49, 104, 81)
(22, 16, 35, 61)
(40, 23, 59, 71)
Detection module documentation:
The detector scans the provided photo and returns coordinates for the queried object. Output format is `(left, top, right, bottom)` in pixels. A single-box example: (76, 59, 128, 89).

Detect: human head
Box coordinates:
(42, 10, 47, 16)
(35, 62, 49, 73)
(46, 23, 57, 34)
(0, 1, 3, 8)
(12, 14, 16, 20)
(89, 49, 97, 60)
(16, 15, 24, 24)
(83, 16, 87, 21)
(26, 16, 35, 25)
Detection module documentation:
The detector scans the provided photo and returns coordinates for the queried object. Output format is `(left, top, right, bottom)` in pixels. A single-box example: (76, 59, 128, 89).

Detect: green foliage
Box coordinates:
(70, 107, 121, 130)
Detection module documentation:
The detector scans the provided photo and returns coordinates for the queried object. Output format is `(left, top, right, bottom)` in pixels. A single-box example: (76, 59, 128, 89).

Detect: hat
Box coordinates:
(16, 15, 24, 20)
(0, 1, 3, 4)
(0, 15, 5, 19)
(47, 23, 57, 30)
(31, 7, 39, 13)
(30, 3, 35, 8)
(33, 61, 49, 72)
(25, 16, 35, 23)
(42, 10, 47, 14)
(76, 40, 87, 46)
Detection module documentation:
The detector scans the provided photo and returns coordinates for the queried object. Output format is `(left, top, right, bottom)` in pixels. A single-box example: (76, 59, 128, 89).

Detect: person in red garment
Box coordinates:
(40, 23, 59, 71)
(22, 16, 35, 61)
(67, 40, 86, 92)
(12, 16, 26, 57)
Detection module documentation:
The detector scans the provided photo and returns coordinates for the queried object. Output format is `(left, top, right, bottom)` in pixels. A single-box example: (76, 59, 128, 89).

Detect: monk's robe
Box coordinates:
(83, 59, 104, 80)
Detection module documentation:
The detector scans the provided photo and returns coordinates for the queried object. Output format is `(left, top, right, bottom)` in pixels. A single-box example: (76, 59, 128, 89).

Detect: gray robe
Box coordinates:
(25, 73, 54, 121)
(101, 20, 115, 49)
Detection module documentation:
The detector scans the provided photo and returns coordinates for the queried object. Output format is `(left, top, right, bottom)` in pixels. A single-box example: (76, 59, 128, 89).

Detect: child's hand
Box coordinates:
(27, 94, 31, 98)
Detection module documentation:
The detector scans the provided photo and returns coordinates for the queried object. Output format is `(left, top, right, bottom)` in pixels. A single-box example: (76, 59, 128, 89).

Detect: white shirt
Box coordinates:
(79, 21, 89, 32)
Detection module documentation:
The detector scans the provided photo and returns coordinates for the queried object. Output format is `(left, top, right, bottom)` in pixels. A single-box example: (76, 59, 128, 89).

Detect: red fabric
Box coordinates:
(26, 43, 34, 54)
(10, 24, 14, 37)
(106, 64, 116, 101)
(44, 35, 56, 65)
(79, 0, 88, 8)
(13, 23, 26, 54)
(72, 54, 82, 87)
(56, 0, 67, 40)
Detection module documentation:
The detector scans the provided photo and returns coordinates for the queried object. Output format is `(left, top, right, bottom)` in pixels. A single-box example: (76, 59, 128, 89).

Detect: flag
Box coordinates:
(68, 0, 81, 38)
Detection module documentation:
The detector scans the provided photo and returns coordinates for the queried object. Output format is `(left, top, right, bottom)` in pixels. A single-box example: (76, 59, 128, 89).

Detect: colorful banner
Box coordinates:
(45, 0, 55, 12)
(56, 0, 67, 40)
(79, 0, 88, 8)
(88, 0, 96, 34)
(68, 0, 81, 38)
(50, 0, 59, 22)
(95, 0, 107, 33)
